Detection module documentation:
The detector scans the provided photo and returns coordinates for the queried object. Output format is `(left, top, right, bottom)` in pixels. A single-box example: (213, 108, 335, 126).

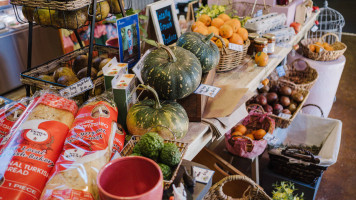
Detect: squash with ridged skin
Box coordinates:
(142, 45, 202, 100)
(177, 32, 220, 73)
(126, 85, 189, 139)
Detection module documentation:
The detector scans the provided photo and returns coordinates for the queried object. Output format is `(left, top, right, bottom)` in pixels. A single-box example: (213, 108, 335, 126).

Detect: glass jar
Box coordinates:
(254, 38, 268, 54)
(247, 33, 260, 56)
(262, 33, 276, 55)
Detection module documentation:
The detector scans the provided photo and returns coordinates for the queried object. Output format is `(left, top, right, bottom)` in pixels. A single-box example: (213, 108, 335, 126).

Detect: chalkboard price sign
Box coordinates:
(147, 0, 181, 46)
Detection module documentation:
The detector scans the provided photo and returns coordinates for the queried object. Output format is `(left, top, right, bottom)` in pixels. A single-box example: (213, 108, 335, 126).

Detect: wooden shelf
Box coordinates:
(181, 11, 320, 161)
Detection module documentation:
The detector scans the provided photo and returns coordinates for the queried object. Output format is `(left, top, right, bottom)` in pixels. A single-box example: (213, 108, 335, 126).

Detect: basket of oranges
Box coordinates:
(300, 32, 347, 61)
(225, 108, 275, 159)
(192, 13, 250, 72)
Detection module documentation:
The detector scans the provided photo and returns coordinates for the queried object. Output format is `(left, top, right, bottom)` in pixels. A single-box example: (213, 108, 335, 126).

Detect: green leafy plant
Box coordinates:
(272, 181, 304, 200)
(196, 4, 227, 18)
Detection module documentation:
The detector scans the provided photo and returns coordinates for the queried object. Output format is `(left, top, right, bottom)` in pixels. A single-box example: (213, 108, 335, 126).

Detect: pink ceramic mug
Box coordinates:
(97, 156, 163, 200)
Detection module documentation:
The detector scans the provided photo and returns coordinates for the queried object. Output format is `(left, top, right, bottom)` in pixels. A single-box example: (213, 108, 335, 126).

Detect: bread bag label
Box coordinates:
(0, 103, 26, 146)
(0, 94, 77, 200)
(42, 101, 118, 200)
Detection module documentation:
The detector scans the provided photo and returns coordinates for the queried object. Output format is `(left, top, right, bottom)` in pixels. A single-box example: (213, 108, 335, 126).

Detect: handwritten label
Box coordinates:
(255, 9, 263, 17)
(311, 25, 318, 32)
(194, 84, 221, 98)
(257, 83, 264, 89)
(193, 166, 215, 184)
(278, 112, 292, 119)
(228, 43, 243, 52)
(59, 77, 94, 98)
(263, 133, 279, 146)
(156, 6, 178, 45)
(276, 65, 286, 77)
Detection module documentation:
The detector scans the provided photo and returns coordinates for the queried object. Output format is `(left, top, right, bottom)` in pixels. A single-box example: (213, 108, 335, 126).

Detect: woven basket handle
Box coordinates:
(216, 175, 261, 199)
(291, 58, 311, 71)
(319, 32, 340, 44)
(214, 34, 228, 54)
(302, 104, 324, 118)
(230, 135, 255, 152)
(250, 0, 268, 16)
(282, 147, 320, 164)
(246, 104, 266, 114)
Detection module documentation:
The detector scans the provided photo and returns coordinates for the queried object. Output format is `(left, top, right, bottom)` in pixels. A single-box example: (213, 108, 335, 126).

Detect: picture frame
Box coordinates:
(116, 14, 141, 69)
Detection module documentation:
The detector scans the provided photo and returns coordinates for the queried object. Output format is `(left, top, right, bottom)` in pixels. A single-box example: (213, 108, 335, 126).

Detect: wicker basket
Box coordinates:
(11, 0, 105, 11)
(247, 88, 310, 128)
(203, 175, 271, 200)
(301, 32, 347, 61)
(271, 58, 318, 91)
(21, 44, 119, 93)
(268, 147, 327, 185)
(216, 36, 250, 72)
(225, 0, 270, 18)
(120, 135, 188, 190)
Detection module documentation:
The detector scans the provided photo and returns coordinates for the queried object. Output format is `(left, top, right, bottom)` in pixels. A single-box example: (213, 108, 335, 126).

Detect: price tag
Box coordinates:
(193, 166, 215, 184)
(228, 43, 243, 52)
(278, 112, 292, 119)
(59, 77, 94, 98)
(311, 25, 318, 32)
(194, 84, 221, 98)
(257, 83, 264, 89)
(263, 133, 279, 146)
(276, 65, 286, 77)
(255, 9, 263, 17)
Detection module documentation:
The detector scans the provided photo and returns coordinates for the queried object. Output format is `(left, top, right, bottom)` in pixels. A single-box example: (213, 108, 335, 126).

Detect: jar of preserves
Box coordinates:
(247, 33, 260, 56)
(254, 38, 268, 54)
(262, 33, 276, 55)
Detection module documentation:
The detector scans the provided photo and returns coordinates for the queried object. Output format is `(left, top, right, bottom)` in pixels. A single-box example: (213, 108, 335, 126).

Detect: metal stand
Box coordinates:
(74, 30, 84, 48)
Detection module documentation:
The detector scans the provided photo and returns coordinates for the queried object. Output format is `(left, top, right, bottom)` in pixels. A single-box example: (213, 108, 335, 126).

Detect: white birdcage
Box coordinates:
(308, 0, 345, 43)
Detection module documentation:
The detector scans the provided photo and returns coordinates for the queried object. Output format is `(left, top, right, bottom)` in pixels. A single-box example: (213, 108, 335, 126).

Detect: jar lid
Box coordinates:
(262, 33, 276, 40)
(254, 38, 268, 45)
(248, 33, 260, 40)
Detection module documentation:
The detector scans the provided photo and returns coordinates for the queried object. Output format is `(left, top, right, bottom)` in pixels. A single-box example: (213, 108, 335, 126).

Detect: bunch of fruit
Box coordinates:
(192, 13, 249, 48)
(309, 41, 334, 53)
(250, 84, 305, 117)
(130, 132, 182, 180)
(38, 54, 111, 87)
(230, 124, 267, 141)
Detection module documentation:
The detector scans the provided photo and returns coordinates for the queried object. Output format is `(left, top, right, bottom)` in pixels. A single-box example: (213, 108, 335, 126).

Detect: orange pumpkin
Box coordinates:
(215, 38, 229, 48)
(255, 52, 268, 67)
(211, 18, 225, 28)
(191, 21, 206, 31)
(207, 26, 219, 40)
(237, 28, 248, 41)
(234, 124, 247, 135)
(225, 19, 241, 33)
(218, 13, 231, 22)
(245, 134, 255, 140)
(253, 129, 266, 140)
(229, 33, 243, 45)
(219, 24, 233, 38)
(198, 14, 211, 26)
(193, 26, 209, 35)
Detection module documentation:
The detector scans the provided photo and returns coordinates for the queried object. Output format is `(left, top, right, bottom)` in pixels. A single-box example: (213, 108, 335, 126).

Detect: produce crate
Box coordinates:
(20, 44, 119, 94)
(120, 135, 188, 190)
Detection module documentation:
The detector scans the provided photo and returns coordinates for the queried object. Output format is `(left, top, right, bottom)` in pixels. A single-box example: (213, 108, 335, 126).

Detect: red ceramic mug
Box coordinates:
(97, 156, 163, 200)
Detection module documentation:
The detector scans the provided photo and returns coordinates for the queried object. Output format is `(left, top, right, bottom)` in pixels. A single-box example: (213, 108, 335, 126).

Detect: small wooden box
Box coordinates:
(177, 68, 216, 122)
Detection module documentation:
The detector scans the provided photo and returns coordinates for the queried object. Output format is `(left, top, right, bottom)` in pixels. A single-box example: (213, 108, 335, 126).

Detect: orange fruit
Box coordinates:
(211, 18, 225, 28)
(309, 44, 316, 52)
(237, 28, 248, 41)
(262, 78, 269, 86)
(197, 14, 211, 26)
(207, 26, 219, 40)
(225, 19, 241, 33)
(315, 45, 323, 53)
(191, 21, 206, 31)
(245, 134, 255, 140)
(253, 129, 267, 140)
(219, 24, 233, 38)
(255, 52, 268, 67)
(218, 13, 231, 22)
(215, 38, 229, 48)
(229, 33, 243, 45)
(193, 26, 209, 35)
(231, 131, 243, 137)
(324, 45, 334, 51)
(234, 125, 247, 134)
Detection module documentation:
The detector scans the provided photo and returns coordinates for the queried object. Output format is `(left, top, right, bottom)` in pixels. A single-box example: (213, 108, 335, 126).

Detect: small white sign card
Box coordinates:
(60, 77, 94, 98)
(132, 49, 152, 84)
(192, 166, 215, 184)
(194, 84, 221, 98)
(228, 43, 243, 52)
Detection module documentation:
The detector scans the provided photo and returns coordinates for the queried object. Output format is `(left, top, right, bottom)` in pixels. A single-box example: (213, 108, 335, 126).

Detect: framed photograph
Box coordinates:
(116, 14, 141, 69)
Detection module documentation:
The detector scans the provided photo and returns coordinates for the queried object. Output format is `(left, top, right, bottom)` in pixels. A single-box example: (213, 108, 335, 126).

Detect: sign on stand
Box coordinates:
(60, 77, 94, 98)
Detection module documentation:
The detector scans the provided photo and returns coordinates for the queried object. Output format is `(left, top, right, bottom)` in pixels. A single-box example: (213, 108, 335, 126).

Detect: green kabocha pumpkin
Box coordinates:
(177, 32, 220, 73)
(142, 44, 202, 100)
(126, 84, 189, 139)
